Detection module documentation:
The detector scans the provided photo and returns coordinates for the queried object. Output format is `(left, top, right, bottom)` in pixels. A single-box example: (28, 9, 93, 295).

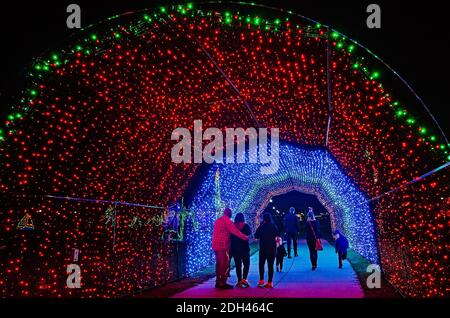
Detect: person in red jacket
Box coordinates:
(212, 207, 249, 289)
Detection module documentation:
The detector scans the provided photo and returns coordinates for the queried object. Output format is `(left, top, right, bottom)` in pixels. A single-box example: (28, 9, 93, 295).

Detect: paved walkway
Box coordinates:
(172, 240, 364, 298)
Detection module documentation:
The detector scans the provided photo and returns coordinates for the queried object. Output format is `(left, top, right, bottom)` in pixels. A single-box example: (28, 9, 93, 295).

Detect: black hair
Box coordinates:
(234, 212, 245, 223)
(263, 213, 272, 224)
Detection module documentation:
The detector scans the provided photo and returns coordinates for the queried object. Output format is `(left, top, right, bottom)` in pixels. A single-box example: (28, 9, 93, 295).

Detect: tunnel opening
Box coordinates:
(262, 191, 333, 241)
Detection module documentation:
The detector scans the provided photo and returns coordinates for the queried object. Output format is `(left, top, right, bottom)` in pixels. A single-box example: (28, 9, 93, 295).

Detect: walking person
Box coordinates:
(305, 207, 322, 271)
(212, 208, 249, 289)
(284, 207, 300, 258)
(276, 237, 287, 272)
(255, 213, 279, 288)
(231, 213, 252, 287)
(334, 230, 349, 269)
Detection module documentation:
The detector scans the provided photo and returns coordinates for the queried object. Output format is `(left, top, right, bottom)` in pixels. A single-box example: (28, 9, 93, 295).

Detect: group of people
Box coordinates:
(211, 207, 349, 290)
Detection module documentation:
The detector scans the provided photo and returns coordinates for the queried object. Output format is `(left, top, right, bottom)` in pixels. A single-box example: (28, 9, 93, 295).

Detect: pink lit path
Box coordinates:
(172, 240, 364, 298)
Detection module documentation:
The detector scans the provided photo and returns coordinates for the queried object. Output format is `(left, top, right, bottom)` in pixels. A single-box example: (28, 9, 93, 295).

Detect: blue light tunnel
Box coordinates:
(184, 142, 379, 275)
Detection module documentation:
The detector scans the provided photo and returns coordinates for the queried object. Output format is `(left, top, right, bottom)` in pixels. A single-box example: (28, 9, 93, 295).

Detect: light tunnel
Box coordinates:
(0, 3, 448, 298)
(185, 143, 378, 275)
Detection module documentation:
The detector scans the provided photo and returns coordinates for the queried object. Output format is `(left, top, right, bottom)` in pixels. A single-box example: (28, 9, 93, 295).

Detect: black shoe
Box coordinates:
(294, 253, 298, 257)
(288, 255, 292, 259)
(339, 264, 343, 269)
(276, 266, 279, 272)
(312, 266, 316, 271)
(216, 283, 234, 290)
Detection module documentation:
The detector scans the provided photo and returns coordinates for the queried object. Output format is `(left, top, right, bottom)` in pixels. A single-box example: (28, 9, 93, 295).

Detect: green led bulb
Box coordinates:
(371, 71, 380, 79)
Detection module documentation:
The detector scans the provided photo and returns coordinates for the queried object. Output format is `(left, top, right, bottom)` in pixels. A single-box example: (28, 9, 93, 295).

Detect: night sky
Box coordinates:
(0, 0, 448, 134)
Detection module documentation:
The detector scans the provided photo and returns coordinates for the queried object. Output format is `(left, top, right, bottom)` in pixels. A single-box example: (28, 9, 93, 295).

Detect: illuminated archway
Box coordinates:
(185, 143, 378, 275)
(0, 3, 448, 297)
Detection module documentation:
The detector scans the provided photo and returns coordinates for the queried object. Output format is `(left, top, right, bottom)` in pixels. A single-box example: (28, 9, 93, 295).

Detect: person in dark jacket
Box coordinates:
(254, 213, 279, 288)
(334, 230, 349, 269)
(305, 207, 321, 271)
(231, 213, 252, 287)
(275, 236, 287, 272)
(284, 207, 300, 258)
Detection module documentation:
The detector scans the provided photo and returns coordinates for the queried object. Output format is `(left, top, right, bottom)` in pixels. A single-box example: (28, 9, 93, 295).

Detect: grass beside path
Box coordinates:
(346, 249, 402, 298)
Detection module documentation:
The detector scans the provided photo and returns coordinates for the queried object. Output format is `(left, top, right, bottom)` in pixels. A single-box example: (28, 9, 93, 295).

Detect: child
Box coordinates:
(275, 236, 287, 272)
(334, 230, 349, 269)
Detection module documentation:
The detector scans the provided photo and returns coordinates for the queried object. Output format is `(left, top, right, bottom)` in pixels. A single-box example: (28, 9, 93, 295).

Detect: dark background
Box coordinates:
(0, 0, 448, 134)
(262, 191, 333, 238)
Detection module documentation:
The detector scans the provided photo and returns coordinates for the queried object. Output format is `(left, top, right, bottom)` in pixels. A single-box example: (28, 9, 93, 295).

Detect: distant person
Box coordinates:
(255, 213, 279, 288)
(284, 207, 300, 258)
(334, 230, 349, 269)
(305, 207, 321, 271)
(231, 213, 252, 287)
(212, 208, 249, 289)
(275, 236, 287, 272)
